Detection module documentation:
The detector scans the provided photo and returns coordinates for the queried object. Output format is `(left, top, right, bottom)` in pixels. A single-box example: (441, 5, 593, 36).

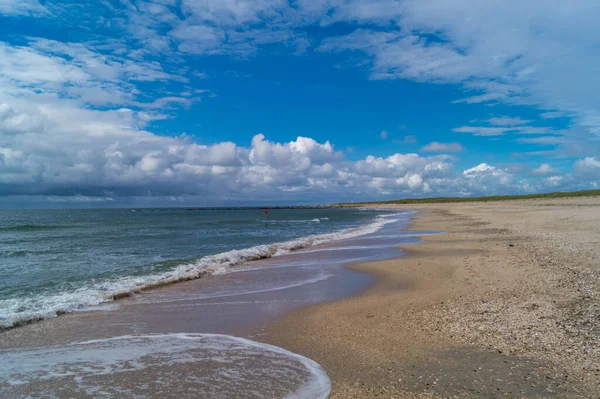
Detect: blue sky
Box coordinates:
(0, 0, 598, 207)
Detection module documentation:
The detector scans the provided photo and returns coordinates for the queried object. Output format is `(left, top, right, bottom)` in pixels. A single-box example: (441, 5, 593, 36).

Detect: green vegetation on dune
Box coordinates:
(334, 189, 600, 206)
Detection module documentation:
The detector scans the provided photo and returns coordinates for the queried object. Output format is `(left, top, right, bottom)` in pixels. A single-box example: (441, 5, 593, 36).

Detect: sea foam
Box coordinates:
(0, 333, 331, 399)
(0, 212, 406, 329)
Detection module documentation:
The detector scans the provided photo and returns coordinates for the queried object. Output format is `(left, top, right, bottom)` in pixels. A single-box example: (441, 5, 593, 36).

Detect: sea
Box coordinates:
(0, 207, 434, 398)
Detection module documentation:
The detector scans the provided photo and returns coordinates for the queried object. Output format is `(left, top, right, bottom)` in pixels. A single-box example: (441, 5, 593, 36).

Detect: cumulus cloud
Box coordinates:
(0, 91, 456, 200)
(531, 164, 556, 177)
(0, 0, 598, 205)
(463, 163, 496, 176)
(0, 95, 595, 203)
(573, 157, 600, 180)
(462, 163, 514, 191)
(3, 87, 579, 202)
(421, 142, 463, 153)
(0, 106, 437, 199)
(0, 82, 458, 201)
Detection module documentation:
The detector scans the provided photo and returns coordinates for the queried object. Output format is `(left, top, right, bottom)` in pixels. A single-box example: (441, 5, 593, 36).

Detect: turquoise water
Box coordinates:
(0, 208, 384, 328)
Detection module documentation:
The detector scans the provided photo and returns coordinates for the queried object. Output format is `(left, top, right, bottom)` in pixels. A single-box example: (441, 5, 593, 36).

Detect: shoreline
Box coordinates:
(2, 198, 598, 397)
(262, 198, 600, 398)
(2, 209, 415, 397)
(1, 209, 398, 332)
(1, 210, 415, 351)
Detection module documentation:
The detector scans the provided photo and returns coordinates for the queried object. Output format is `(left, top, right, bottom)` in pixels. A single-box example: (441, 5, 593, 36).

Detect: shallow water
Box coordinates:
(0, 333, 330, 399)
(0, 208, 440, 398)
(0, 207, 385, 328)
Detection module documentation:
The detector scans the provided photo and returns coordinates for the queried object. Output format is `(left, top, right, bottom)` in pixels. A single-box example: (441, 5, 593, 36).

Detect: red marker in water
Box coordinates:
(264, 209, 269, 227)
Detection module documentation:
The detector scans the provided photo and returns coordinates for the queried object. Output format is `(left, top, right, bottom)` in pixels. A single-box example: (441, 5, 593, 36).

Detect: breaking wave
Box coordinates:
(1, 213, 404, 329)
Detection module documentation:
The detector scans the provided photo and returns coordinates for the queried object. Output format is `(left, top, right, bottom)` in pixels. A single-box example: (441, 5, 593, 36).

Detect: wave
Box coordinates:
(1, 250, 32, 257)
(0, 213, 404, 329)
(129, 272, 334, 305)
(0, 225, 63, 232)
(298, 241, 420, 253)
(258, 217, 331, 224)
(348, 231, 444, 240)
(263, 218, 322, 224)
(0, 333, 331, 399)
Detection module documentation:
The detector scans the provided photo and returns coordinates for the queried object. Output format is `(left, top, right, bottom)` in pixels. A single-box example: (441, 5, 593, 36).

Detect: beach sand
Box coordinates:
(264, 198, 600, 398)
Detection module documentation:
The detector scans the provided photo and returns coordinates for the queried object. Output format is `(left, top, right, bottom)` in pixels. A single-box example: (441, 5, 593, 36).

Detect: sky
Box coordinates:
(0, 0, 599, 208)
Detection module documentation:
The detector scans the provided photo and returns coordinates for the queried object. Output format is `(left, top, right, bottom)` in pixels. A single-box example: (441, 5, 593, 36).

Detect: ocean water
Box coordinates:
(0, 207, 395, 329)
(0, 207, 434, 398)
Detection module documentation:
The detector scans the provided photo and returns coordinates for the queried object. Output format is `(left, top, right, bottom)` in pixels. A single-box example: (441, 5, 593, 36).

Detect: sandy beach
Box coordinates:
(265, 197, 600, 398)
(1, 198, 598, 398)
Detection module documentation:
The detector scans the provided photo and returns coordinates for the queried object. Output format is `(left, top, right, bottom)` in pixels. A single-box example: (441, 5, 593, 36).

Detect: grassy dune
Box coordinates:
(335, 189, 600, 206)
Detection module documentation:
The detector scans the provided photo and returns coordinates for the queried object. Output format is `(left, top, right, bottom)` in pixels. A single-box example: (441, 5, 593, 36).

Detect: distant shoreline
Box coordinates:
(127, 205, 335, 211)
(130, 188, 600, 209)
(3, 189, 597, 211)
(133, 188, 600, 209)
(334, 188, 600, 206)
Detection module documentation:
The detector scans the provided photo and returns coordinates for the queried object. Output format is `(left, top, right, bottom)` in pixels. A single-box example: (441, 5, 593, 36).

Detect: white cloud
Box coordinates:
(541, 111, 569, 119)
(46, 195, 116, 203)
(0, 39, 187, 109)
(170, 24, 226, 54)
(393, 135, 417, 145)
(421, 142, 463, 153)
(380, 130, 388, 139)
(464, 163, 496, 176)
(0, 0, 46, 16)
(355, 153, 452, 178)
(514, 126, 554, 135)
(463, 163, 514, 190)
(543, 175, 565, 187)
(452, 126, 511, 136)
(453, 117, 555, 138)
(8, 0, 600, 155)
(573, 157, 600, 180)
(9, 1, 600, 155)
(0, 0, 598, 205)
(114, 0, 304, 56)
(0, 94, 595, 202)
(317, 0, 600, 148)
(1, 89, 547, 201)
(488, 117, 531, 126)
(531, 163, 556, 177)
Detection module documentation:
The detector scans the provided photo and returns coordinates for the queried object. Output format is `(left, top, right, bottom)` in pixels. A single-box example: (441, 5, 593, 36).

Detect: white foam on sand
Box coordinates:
(129, 271, 336, 305)
(0, 333, 331, 399)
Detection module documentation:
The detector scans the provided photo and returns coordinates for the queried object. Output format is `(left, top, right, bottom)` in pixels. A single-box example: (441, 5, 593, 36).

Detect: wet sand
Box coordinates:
(265, 198, 600, 398)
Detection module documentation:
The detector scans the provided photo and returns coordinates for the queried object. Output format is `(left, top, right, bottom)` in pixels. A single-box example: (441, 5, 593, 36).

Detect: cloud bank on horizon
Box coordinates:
(0, 0, 598, 206)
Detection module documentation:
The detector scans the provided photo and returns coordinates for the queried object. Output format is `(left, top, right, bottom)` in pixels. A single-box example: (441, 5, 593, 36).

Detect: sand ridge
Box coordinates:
(264, 198, 600, 398)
